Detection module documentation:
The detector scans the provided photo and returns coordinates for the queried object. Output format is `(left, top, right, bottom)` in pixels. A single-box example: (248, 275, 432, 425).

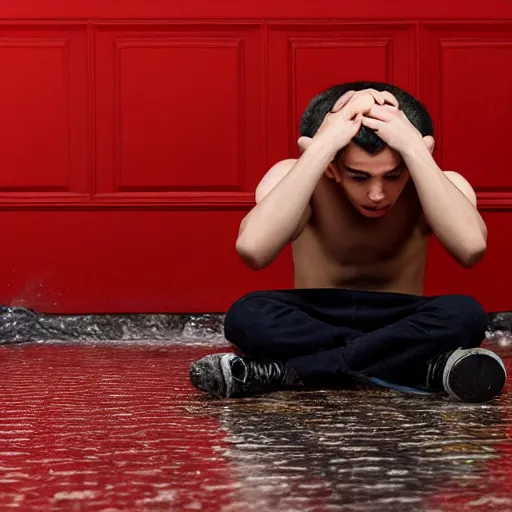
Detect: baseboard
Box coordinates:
(1, 307, 511, 345)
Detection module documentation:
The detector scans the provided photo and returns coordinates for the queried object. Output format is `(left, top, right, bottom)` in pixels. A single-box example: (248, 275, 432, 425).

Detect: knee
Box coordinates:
(434, 294, 488, 340)
(225, 291, 271, 329)
(447, 294, 487, 328)
(225, 292, 289, 359)
(224, 291, 276, 344)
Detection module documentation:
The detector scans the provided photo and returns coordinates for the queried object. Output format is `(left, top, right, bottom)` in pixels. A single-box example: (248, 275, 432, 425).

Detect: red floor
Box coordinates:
(1, 342, 512, 511)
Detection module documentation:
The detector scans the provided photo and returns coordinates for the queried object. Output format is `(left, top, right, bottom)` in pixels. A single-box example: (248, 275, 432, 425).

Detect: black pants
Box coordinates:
(223, 289, 488, 388)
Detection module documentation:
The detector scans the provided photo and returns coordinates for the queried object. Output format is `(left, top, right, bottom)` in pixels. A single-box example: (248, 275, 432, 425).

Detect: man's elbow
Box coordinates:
(235, 238, 271, 271)
(460, 239, 487, 268)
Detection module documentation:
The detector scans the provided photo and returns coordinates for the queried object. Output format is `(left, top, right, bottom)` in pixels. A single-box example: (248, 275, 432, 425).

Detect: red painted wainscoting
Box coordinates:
(0, 3, 511, 313)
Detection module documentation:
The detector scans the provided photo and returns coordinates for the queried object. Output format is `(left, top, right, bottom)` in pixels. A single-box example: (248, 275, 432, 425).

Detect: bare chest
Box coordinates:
(310, 186, 423, 266)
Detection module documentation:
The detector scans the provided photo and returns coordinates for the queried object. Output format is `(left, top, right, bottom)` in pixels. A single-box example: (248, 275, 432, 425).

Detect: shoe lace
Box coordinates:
(230, 360, 284, 385)
(249, 360, 284, 385)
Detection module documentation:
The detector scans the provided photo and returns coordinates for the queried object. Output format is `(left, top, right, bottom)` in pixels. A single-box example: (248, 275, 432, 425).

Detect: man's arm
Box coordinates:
(235, 146, 331, 270)
(403, 147, 487, 267)
(236, 89, 378, 270)
(361, 105, 487, 268)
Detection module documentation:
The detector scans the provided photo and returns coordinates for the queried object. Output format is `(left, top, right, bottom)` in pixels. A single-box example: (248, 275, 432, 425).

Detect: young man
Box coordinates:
(189, 81, 507, 403)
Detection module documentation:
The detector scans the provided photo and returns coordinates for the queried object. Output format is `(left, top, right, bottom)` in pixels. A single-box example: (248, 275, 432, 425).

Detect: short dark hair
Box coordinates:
(299, 81, 434, 154)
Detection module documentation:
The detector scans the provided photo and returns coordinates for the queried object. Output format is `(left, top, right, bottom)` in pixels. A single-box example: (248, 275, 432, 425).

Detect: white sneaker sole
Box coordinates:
(442, 348, 506, 403)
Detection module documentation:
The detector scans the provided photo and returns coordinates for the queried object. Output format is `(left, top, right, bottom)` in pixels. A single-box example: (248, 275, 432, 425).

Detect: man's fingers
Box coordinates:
(330, 89, 399, 121)
(343, 93, 377, 120)
(366, 89, 385, 105)
(332, 89, 398, 114)
(366, 105, 398, 121)
(368, 89, 399, 107)
(361, 116, 382, 130)
(331, 90, 356, 113)
(381, 91, 399, 107)
(353, 113, 364, 126)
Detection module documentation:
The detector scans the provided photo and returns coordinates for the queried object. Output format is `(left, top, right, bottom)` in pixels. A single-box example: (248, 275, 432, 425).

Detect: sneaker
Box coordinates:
(189, 353, 299, 398)
(427, 348, 506, 403)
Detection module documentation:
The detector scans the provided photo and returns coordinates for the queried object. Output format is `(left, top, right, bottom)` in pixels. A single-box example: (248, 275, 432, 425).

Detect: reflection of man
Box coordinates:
(190, 81, 506, 403)
(209, 390, 505, 509)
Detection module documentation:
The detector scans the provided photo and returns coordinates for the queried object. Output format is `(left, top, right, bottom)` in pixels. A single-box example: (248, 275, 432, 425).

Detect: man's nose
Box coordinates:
(368, 184, 385, 203)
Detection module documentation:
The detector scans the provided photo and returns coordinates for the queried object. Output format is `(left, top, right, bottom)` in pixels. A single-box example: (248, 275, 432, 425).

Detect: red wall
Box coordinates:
(0, 2, 511, 314)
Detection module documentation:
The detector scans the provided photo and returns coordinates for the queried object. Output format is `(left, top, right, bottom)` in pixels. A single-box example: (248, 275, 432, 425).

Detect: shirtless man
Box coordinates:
(189, 81, 507, 403)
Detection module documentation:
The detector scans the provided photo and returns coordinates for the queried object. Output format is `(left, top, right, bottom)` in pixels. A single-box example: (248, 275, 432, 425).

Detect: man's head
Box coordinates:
(300, 81, 434, 154)
(300, 81, 434, 218)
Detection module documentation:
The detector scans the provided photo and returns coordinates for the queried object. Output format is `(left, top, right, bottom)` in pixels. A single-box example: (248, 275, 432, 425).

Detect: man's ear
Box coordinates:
(423, 135, 435, 154)
(326, 162, 342, 183)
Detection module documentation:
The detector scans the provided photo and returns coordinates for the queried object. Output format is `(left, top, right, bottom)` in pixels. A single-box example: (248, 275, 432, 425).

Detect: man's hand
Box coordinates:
(331, 89, 399, 114)
(298, 89, 399, 157)
(361, 104, 428, 156)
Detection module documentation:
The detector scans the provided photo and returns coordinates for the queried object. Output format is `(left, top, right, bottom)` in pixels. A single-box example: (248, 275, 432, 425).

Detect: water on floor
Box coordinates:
(1, 341, 511, 511)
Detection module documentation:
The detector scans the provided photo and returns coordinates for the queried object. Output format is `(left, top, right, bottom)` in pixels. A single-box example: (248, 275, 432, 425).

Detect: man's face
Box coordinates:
(328, 142, 410, 219)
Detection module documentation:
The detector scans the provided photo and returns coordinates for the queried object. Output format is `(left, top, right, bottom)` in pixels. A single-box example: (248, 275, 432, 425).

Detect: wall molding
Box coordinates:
(0, 191, 510, 211)
(476, 192, 512, 211)
(0, 192, 254, 210)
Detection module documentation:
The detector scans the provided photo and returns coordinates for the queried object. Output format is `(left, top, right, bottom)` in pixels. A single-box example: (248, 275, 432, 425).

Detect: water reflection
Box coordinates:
(1, 342, 511, 511)
(189, 346, 512, 511)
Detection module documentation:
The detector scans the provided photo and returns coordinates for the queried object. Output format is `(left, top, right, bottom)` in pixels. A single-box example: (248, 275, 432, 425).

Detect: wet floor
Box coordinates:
(1, 341, 512, 511)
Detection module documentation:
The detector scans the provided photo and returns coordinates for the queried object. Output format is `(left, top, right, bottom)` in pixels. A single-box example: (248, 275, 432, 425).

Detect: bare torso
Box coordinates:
(292, 175, 430, 295)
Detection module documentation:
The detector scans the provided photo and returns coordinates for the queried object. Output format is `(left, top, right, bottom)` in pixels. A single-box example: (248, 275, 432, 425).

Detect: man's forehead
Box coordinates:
(340, 145, 403, 173)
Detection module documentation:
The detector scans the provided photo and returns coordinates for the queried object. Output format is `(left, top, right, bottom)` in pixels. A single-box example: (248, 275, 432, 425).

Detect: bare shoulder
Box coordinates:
(443, 170, 477, 207)
(255, 159, 297, 203)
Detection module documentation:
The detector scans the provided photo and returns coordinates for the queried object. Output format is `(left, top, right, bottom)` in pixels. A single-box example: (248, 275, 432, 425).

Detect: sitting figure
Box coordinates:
(189, 81, 506, 403)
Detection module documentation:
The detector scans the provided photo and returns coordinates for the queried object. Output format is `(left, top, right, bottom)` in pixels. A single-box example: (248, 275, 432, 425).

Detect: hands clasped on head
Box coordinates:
(298, 88, 428, 158)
